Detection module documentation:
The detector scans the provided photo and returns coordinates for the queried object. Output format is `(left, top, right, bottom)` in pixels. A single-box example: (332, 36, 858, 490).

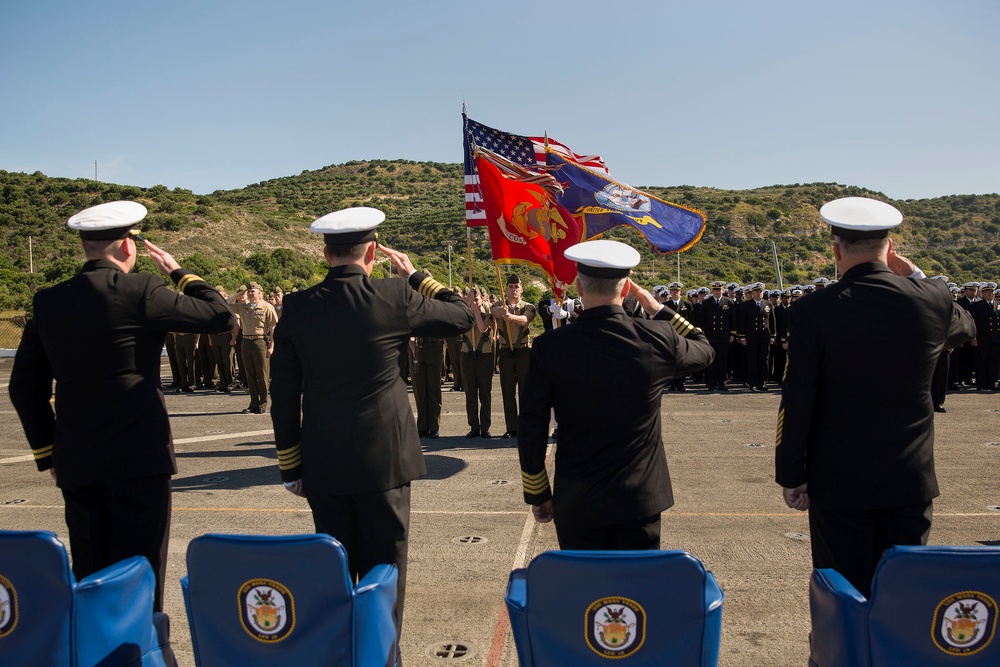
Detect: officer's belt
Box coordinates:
(498, 343, 530, 350)
(243, 335, 268, 341)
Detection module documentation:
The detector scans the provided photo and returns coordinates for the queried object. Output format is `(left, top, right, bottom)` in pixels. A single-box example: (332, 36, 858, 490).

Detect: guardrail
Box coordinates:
(0, 316, 28, 351)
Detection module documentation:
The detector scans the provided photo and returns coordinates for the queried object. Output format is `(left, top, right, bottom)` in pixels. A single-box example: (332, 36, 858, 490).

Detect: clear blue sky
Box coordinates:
(2, 0, 997, 200)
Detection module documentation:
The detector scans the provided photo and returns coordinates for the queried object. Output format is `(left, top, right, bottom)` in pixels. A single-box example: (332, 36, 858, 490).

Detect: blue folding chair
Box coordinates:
(0, 529, 174, 667)
(181, 533, 397, 667)
(505, 549, 724, 666)
(810, 545, 1000, 666)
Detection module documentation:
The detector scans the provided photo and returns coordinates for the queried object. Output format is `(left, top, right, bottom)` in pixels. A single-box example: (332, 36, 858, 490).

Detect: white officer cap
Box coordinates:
(710, 281, 726, 289)
(67, 201, 147, 240)
(814, 277, 831, 285)
(564, 240, 640, 278)
(697, 286, 710, 295)
(803, 284, 816, 292)
(982, 282, 997, 291)
(820, 197, 903, 240)
(961, 282, 978, 289)
(930, 275, 949, 282)
(311, 206, 385, 245)
(791, 288, 803, 296)
(725, 282, 738, 290)
(668, 281, 684, 290)
(686, 289, 697, 297)
(652, 285, 670, 296)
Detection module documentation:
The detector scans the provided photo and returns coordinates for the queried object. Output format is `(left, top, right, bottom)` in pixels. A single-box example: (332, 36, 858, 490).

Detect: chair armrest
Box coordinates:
(504, 569, 532, 667)
(75, 556, 156, 666)
(809, 569, 869, 667)
(703, 571, 725, 667)
(354, 564, 398, 667)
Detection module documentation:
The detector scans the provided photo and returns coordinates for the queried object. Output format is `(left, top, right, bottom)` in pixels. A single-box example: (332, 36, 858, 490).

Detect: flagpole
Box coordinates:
(467, 226, 479, 349)
(495, 264, 515, 352)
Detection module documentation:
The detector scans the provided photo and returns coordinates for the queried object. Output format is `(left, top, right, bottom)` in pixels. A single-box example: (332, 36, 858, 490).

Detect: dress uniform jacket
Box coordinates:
(269, 266, 475, 494)
(10, 260, 235, 487)
(518, 305, 714, 529)
(775, 262, 976, 510)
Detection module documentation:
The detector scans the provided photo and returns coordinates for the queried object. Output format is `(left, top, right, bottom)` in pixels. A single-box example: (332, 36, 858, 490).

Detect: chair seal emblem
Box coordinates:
(239, 578, 295, 643)
(585, 595, 645, 658)
(932, 590, 997, 656)
(0, 575, 17, 638)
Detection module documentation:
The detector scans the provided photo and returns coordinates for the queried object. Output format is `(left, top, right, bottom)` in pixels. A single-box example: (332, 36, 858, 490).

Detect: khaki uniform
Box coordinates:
(413, 337, 445, 434)
(462, 307, 495, 434)
(495, 300, 535, 434)
(234, 301, 279, 411)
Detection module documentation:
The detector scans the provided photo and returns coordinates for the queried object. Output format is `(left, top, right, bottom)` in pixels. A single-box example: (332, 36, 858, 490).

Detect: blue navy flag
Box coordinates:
(546, 152, 706, 253)
(463, 112, 607, 226)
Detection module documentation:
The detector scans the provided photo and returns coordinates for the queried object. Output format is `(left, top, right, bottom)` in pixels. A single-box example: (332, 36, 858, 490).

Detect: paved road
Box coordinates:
(2, 357, 998, 666)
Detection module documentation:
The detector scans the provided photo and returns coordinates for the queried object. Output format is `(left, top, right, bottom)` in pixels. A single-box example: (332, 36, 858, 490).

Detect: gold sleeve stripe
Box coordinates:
(670, 314, 697, 338)
(277, 445, 301, 462)
(521, 470, 550, 494)
(32, 446, 53, 459)
(177, 274, 203, 292)
(775, 408, 785, 446)
(417, 276, 445, 299)
(279, 455, 302, 471)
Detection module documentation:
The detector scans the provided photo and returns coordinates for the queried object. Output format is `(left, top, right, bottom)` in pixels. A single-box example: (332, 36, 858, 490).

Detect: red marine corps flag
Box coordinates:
(475, 151, 583, 298)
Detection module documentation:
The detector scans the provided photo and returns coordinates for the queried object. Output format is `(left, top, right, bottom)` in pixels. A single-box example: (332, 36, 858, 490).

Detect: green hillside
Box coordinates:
(2, 160, 998, 312)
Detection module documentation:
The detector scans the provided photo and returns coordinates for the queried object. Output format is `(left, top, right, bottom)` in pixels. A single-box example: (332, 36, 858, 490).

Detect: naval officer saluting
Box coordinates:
(517, 240, 714, 549)
(9, 201, 235, 610)
(775, 197, 976, 597)
(268, 207, 474, 658)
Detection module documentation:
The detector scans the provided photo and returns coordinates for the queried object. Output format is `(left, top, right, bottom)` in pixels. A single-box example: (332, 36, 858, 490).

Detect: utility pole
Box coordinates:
(29, 236, 33, 273)
(95, 160, 99, 182)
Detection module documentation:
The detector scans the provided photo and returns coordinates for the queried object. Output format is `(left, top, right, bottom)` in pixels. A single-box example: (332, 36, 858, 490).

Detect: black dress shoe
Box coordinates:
(481, 431, 492, 439)
(501, 431, 517, 439)
(465, 429, 480, 438)
(934, 405, 947, 413)
(180, 386, 194, 393)
(253, 407, 266, 414)
(428, 432, 440, 439)
(717, 385, 729, 391)
(241, 407, 255, 414)
(755, 386, 769, 392)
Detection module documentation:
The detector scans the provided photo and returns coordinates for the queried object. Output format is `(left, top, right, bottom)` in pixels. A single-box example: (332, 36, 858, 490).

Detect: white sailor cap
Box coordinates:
(697, 286, 710, 295)
(564, 240, 640, 278)
(668, 281, 684, 290)
(791, 288, 803, 296)
(686, 289, 697, 297)
(653, 285, 670, 296)
(820, 196, 903, 240)
(67, 201, 147, 241)
(310, 206, 385, 245)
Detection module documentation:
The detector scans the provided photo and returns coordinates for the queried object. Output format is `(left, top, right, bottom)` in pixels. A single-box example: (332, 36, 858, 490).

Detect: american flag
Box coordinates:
(463, 113, 608, 226)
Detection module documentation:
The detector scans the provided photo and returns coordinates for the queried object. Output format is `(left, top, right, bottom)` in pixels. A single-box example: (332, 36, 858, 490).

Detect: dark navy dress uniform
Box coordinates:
(737, 294, 775, 390)
(10, 258, 234, 610)
(775, 262, 975, 595)
(694, 291, 735, 389)
(971, 289, 1000, 389)
(269, 262, 474, 647)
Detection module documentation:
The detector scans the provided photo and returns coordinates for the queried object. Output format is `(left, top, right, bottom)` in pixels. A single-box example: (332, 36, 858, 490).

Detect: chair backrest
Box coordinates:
(867, 546, 1000, 666)
(0, 530, 75, 666)
(183, 533, 362, 666)
(505, 550, 724, 667)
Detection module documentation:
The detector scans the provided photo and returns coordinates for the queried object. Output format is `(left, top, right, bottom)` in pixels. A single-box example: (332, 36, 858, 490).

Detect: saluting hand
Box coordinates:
(628, 279, 661, 316)
(886, 248, 916, 277)
(378, 244, 416, 278)
(143, 239, 181, 275)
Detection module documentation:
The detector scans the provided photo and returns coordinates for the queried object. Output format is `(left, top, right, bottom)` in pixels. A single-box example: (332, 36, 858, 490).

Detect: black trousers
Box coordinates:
(307, 484, 411, 657)
(746, 340, 769, 388)
(808, 500, 932, 598)
(704, 335, 730, 388)
(61, 474, 172, 611)
(555, 513, 661, 550)
(931, 350, 949, 406)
